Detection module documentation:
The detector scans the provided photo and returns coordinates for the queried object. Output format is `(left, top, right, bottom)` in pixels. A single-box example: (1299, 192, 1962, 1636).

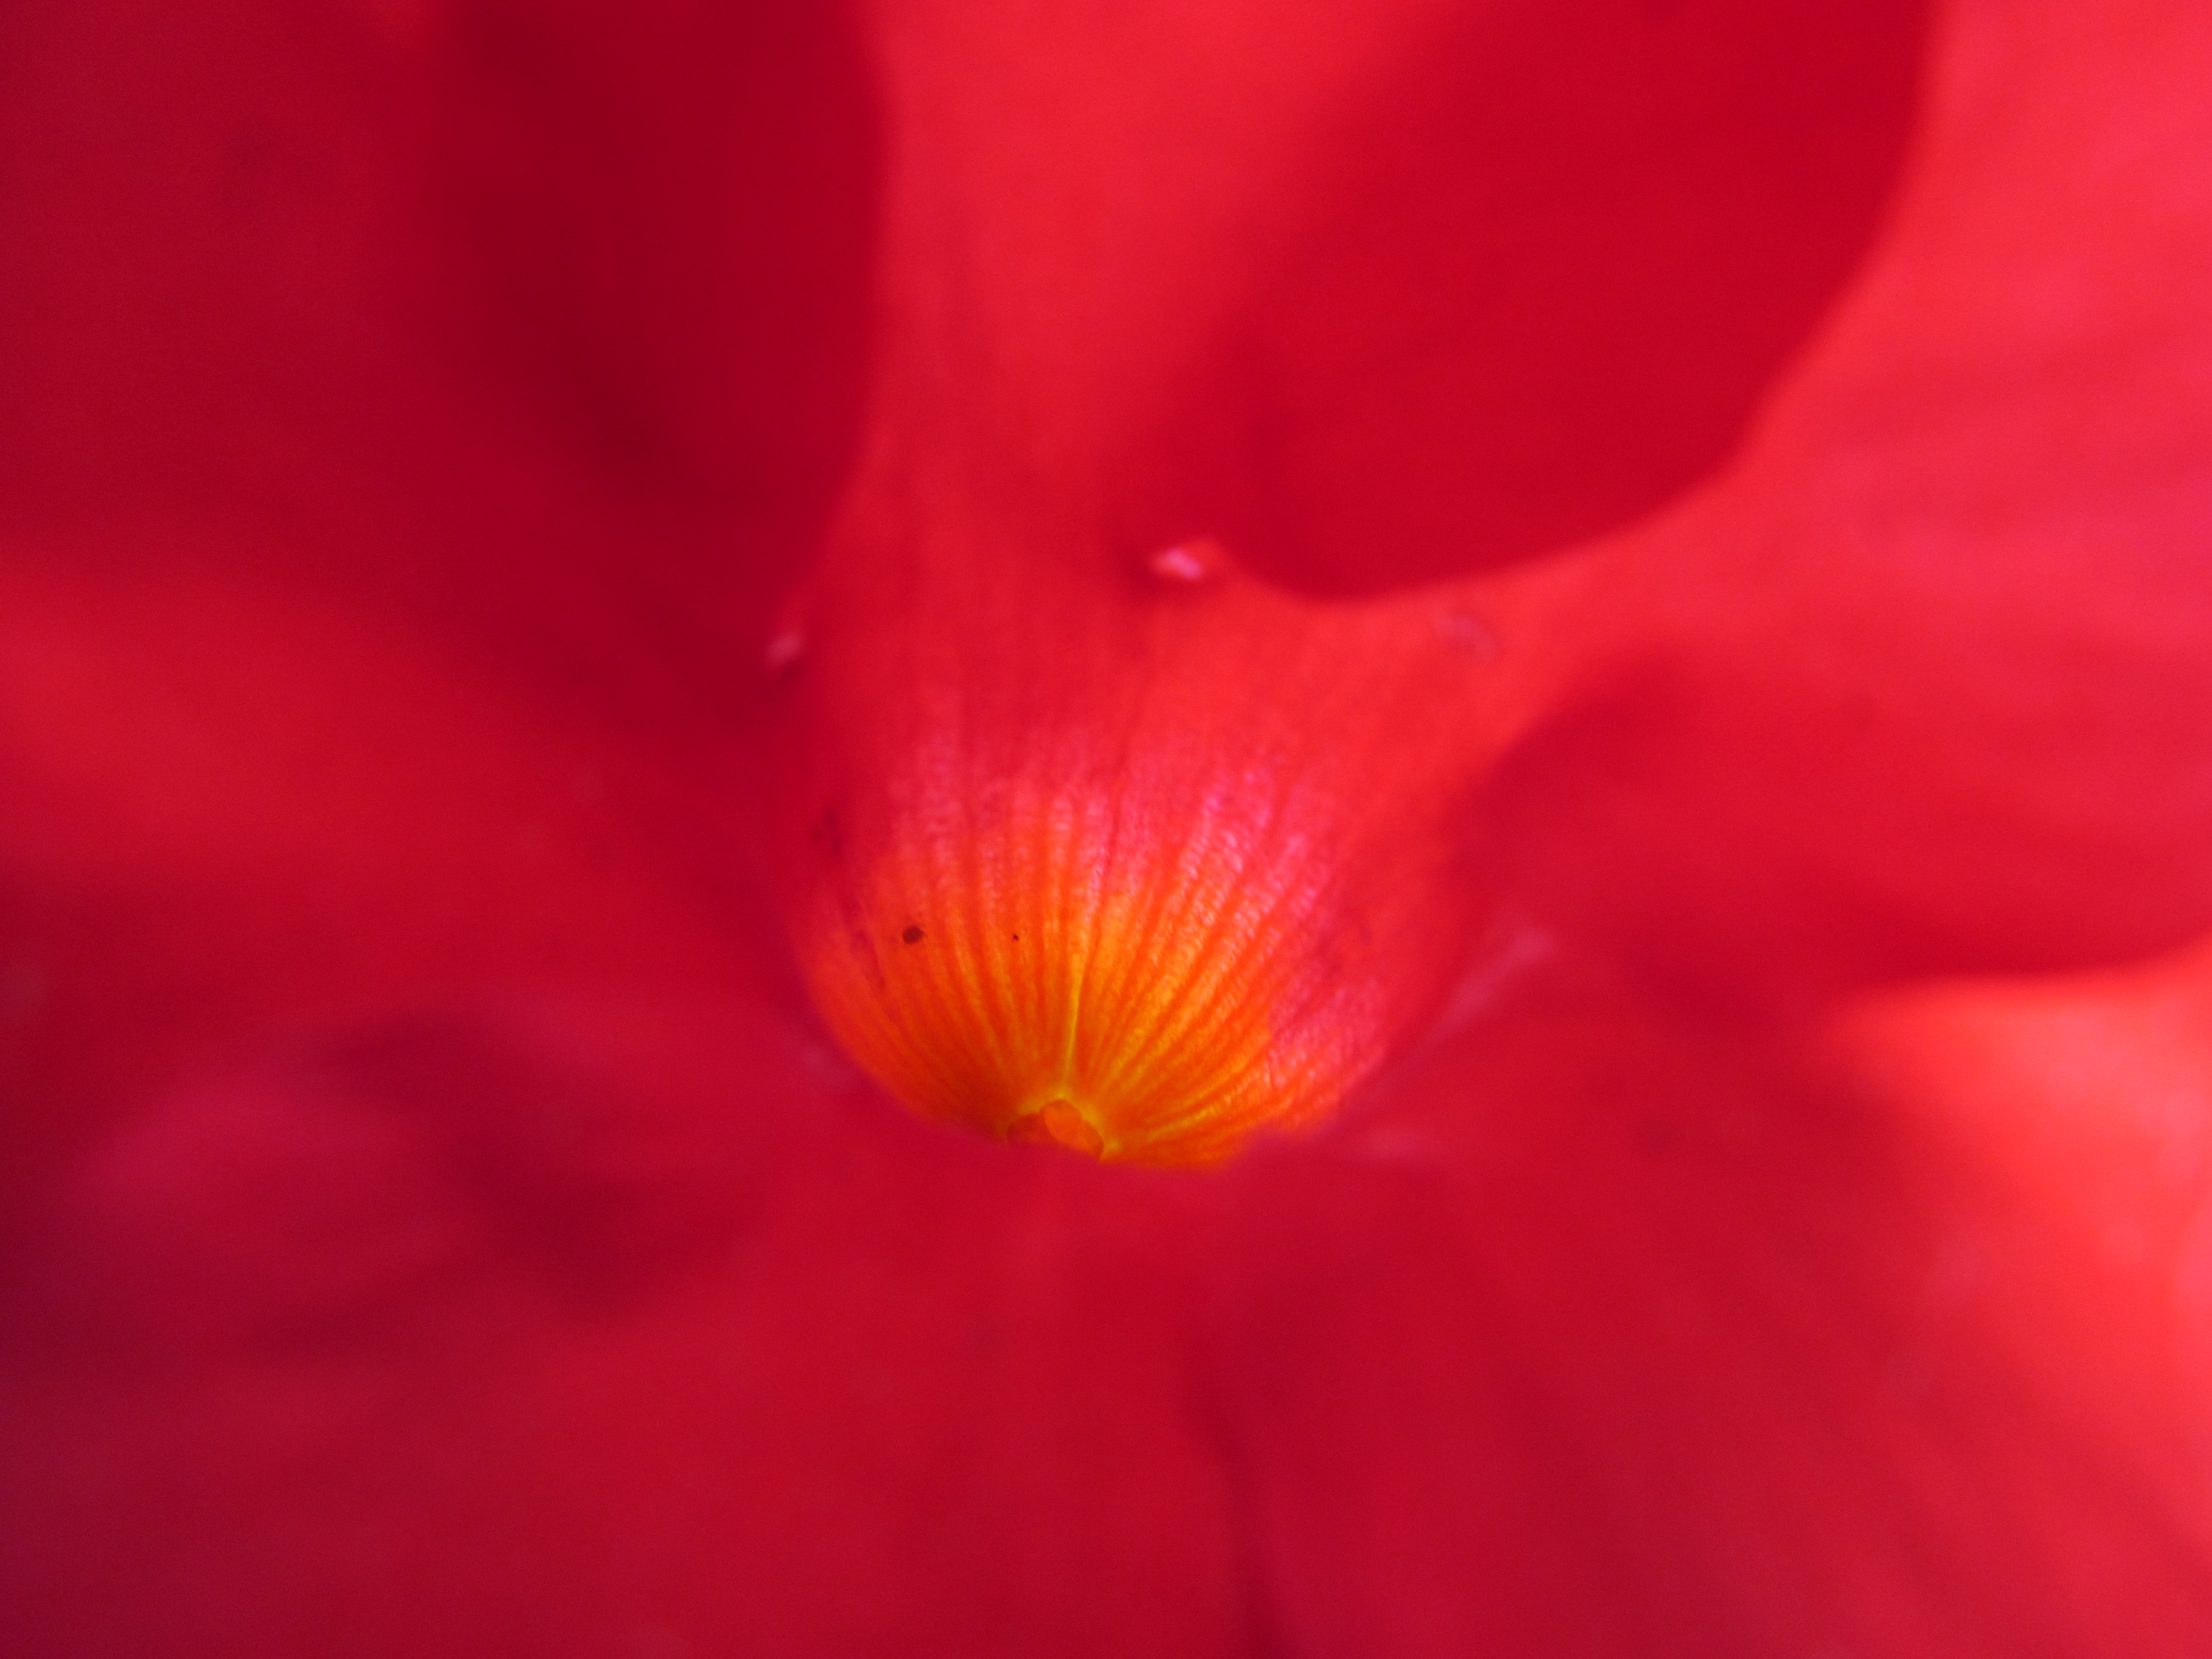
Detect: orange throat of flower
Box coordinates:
(792, 780, 1382, 1168)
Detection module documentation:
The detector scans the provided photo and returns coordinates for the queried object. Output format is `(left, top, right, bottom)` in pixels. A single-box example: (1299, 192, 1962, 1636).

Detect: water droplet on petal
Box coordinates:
(763, 624, 807, 673)
(1006, 1097, 1108, 1158)
(1149, 539, 1225, 584)
(1438, 607, 1498, 660)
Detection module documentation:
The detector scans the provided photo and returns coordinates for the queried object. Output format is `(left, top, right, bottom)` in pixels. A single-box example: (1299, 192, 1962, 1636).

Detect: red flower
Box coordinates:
(5, 0, 2212, 1654)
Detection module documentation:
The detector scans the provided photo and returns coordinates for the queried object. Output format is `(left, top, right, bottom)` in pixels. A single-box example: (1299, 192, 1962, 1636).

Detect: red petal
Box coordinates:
(0, 551, 770, 1175)
(861, 0, 1928, 590)
(1834, 932, 2212, 1389)
(0, 997, 1247, 1657)
(1206, 976, 2212, 1656)
(0, 0, 875, 655)
(1479, 0, 2212, 999)
(9, 2, 2209, 1652)
(0, 0, 877, 1143)
(11, 971, 2208, 1654)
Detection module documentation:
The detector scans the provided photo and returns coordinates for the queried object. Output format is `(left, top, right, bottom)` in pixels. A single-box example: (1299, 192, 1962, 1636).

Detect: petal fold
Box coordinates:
(1479, 0, 2212, 999)
(860, 0, 1926, 590)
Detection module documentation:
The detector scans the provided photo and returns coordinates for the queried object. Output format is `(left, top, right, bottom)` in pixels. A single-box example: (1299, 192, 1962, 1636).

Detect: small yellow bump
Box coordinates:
(1006, 1097, 1109, 1158)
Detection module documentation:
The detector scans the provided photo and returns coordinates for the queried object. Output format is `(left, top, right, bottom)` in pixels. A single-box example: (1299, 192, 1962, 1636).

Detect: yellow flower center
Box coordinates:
(775, 537, 1537, 1167)
(794, 772, 1369, 1167)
